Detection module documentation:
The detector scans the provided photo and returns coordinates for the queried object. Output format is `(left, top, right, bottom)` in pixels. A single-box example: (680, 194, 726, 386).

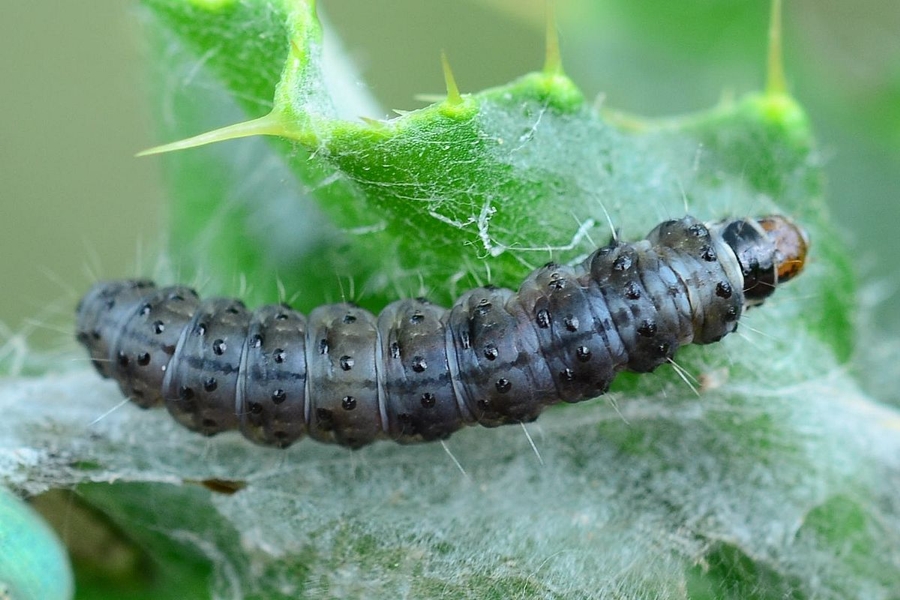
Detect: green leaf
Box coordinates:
(2, 1, 898, 598)
(0, 488, 74, 600)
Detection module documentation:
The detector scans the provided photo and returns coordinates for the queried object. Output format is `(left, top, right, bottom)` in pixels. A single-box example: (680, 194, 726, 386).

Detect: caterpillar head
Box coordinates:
(720, 215, 809, 307)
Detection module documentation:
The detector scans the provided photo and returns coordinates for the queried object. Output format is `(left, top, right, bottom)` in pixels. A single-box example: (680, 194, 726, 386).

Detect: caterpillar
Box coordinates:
(76, 215, 808, 449)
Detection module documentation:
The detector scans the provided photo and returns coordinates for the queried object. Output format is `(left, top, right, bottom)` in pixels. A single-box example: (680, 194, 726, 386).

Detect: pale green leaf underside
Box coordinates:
(1, 0, 898, 598)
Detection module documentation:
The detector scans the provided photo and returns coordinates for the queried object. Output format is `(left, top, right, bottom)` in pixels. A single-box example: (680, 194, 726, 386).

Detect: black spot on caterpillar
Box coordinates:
(76, 215, 808, 449)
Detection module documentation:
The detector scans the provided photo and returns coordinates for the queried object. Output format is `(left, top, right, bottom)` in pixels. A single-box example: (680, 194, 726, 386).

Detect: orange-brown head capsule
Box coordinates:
(718, 215, 809, 307)
(758, 215, 809, 284)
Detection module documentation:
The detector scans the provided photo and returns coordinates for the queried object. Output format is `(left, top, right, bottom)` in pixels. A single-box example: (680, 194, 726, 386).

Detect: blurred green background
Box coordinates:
(2, 0, 898, 351)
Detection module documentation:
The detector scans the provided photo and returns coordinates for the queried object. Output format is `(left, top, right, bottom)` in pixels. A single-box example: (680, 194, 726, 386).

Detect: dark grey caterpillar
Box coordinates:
(76, 215, 808, 449)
